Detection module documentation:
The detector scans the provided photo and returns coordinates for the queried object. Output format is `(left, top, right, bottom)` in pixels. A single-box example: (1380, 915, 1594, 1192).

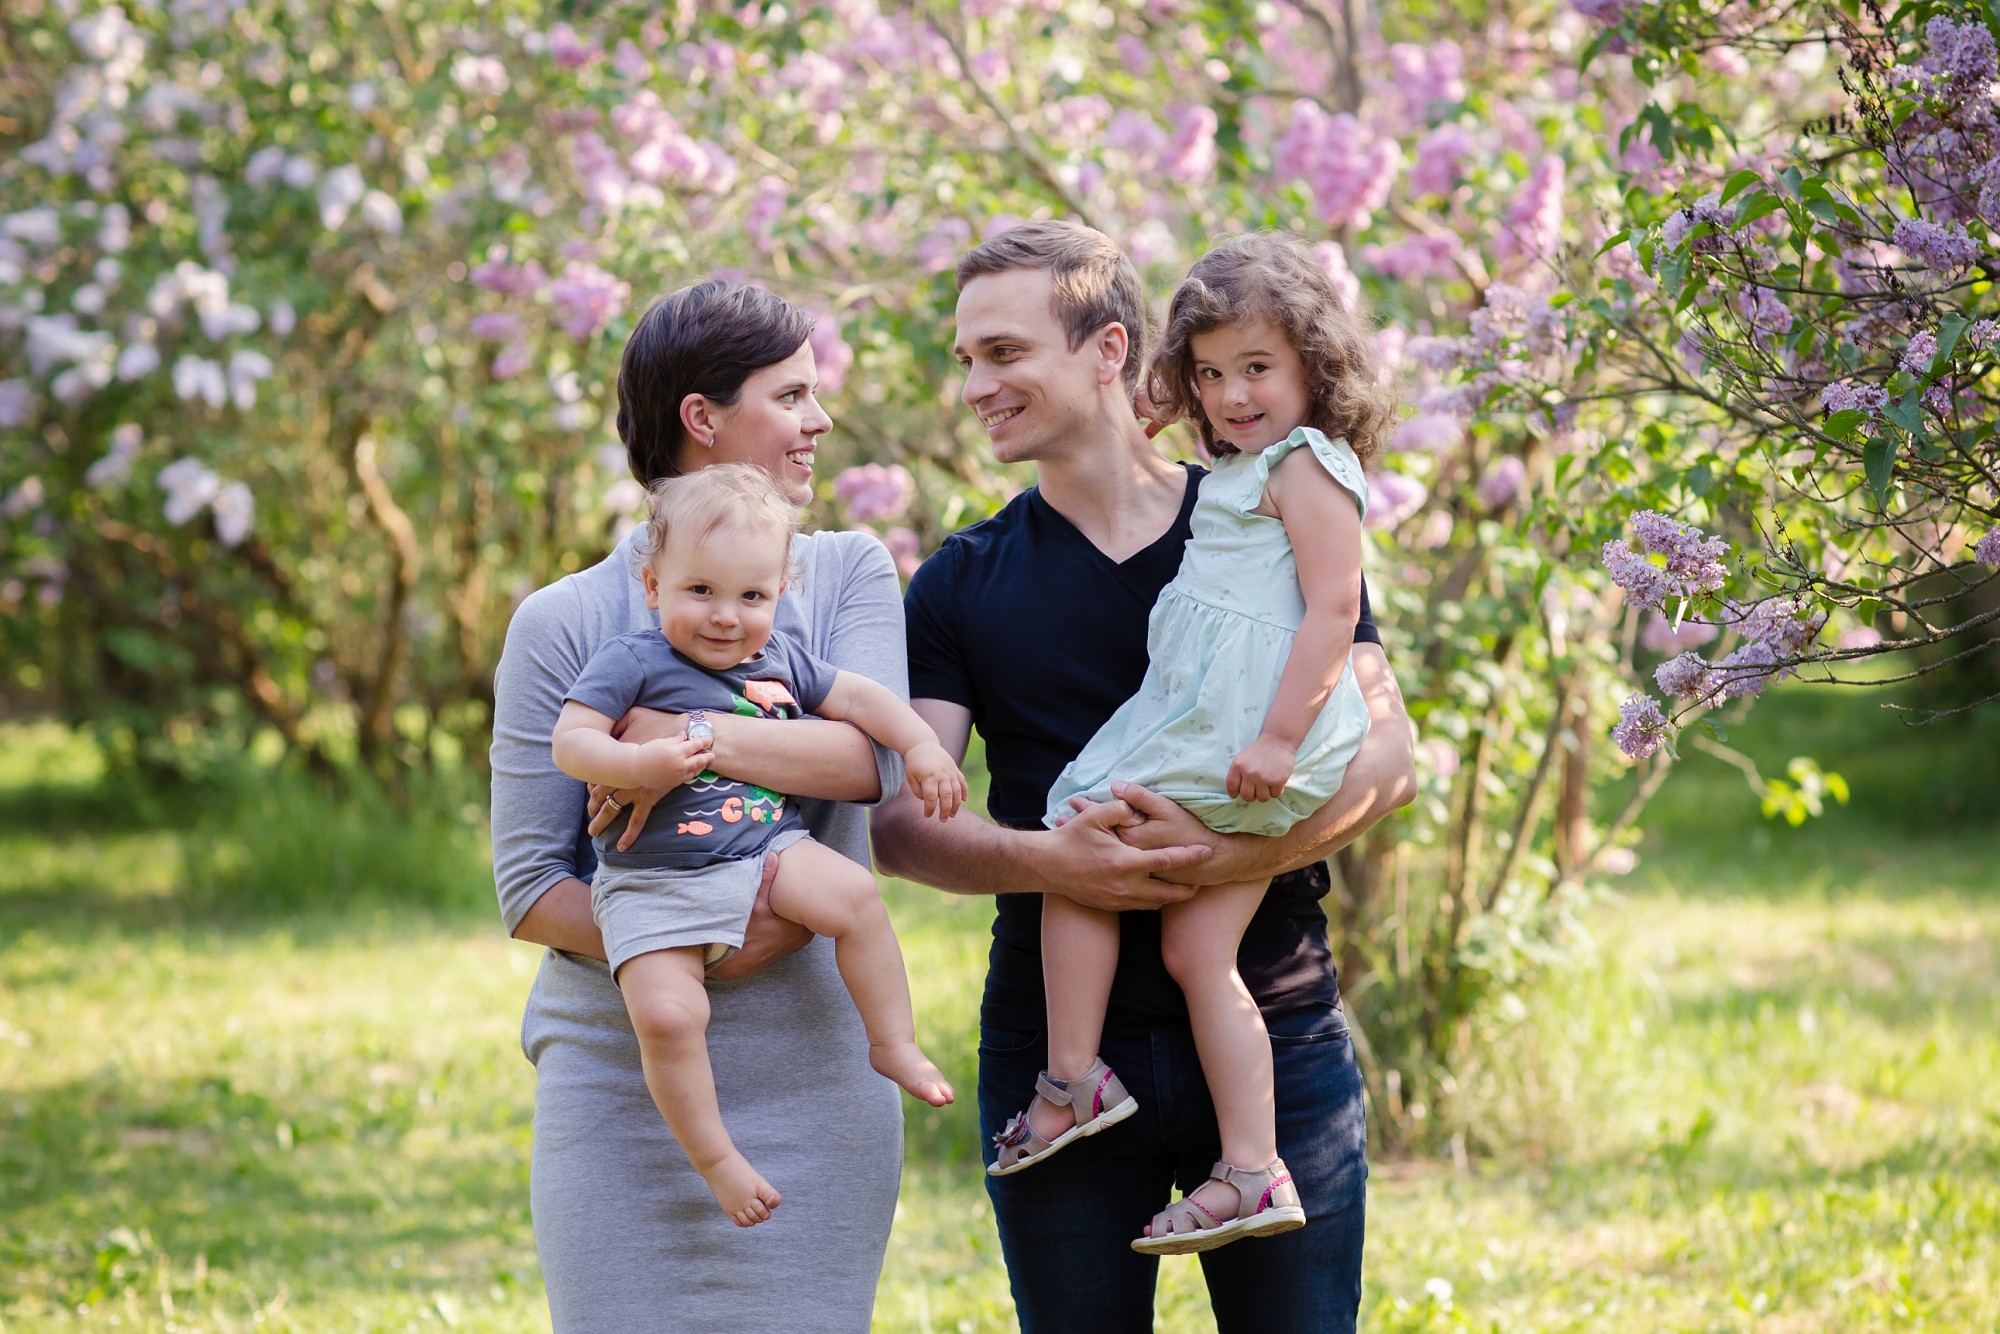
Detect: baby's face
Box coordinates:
(643, 522, 789, 670)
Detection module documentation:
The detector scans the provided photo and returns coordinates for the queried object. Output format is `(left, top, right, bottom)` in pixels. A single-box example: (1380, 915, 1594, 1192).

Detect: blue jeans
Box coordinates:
(978, 1006, 1367, 1333)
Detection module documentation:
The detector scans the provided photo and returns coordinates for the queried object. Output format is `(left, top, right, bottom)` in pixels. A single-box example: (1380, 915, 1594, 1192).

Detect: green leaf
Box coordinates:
(1643, 104, 1675, 158)
(1936, 311, 1969, 364)
(1863, 435, 1898, 506)
(1736, 191, 1783, 226)
(1823, 408, 1866, 438)
(1779, 165, 1804, 196)
(1547, 291, 1575, 309)
(1884, 390, 1925, 436)
(1712, 170, 1760, 204)
(1686, 461, 1713, 495)
(1804, 197, 1842, 225)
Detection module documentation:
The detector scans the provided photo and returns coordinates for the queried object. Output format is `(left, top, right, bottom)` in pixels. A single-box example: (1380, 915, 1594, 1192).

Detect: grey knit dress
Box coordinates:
(490, 528, 907, 1332)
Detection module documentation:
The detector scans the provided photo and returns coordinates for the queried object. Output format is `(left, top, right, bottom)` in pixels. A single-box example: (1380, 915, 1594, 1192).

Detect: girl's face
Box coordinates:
(1190, 317, 1310, 454)
(682, 339, 832, 505)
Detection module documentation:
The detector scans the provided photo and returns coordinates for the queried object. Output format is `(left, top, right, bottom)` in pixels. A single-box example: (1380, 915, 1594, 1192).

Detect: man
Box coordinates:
(871, 221, 1415, 1332)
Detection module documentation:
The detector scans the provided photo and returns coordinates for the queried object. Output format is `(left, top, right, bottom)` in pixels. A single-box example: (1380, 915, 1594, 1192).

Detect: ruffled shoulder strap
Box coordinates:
(1248, 426, 1370, 521)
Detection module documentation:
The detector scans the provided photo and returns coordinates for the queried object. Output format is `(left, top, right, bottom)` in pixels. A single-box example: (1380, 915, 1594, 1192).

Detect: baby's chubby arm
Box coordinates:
(551, 699, 716, 792)
(1229, 445, 1365, 805)
(815, 672, 967, 821)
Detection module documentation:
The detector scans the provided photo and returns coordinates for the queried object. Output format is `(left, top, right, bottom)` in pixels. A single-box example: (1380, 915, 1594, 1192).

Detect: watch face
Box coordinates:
(688, 721, 716, 744)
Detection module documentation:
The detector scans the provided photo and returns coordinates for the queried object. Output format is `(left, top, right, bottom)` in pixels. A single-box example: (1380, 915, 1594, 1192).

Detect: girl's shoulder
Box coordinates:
(1258, 426, 1368, 514)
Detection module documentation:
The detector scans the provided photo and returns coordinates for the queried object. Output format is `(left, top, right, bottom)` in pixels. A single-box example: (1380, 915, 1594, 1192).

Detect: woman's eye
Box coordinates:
(780, 391, 799, 404)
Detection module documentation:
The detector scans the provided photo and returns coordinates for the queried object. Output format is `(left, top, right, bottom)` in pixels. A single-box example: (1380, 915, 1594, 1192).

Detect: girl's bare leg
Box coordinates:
(765, 837, 954, 1107)
(1155, 878, 1276, 1224)
(1034, 893, 1122, 1140)
(616, 947, 780, 1227)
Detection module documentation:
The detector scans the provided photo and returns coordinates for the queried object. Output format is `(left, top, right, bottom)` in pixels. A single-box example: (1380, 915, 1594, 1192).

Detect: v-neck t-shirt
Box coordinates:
(903, 462, 1383, 1032)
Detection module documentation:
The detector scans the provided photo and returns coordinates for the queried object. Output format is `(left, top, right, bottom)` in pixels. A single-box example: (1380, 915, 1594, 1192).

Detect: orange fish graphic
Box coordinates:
(743, 679, 799, 713)
(677, 820, 714, 835)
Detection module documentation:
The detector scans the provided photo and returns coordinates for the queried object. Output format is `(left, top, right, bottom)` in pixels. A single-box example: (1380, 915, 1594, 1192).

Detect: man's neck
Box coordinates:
(1035, 404, 1188, 563)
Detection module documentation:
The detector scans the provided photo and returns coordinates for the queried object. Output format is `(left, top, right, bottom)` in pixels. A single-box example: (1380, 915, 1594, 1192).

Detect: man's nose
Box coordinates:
(961, 363, 992, 408)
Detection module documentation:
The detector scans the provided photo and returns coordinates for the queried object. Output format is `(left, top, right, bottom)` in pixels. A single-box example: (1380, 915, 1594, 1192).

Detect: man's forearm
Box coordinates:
(871, 801, 1046, 896)
(510, 876, 606, 959)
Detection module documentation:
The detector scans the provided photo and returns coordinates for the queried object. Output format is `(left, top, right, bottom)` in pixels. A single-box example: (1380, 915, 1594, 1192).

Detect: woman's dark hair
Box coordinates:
(1149, 231, 1394, 465)
(615, 281, 815, 483)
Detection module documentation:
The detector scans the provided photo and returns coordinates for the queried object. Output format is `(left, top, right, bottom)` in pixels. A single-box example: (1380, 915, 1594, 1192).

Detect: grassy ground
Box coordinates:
(1, 688, 1996, 1332)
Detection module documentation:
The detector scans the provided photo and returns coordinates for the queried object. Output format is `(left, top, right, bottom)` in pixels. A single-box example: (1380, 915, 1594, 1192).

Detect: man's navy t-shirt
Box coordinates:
(903, 463, 1382, 1034)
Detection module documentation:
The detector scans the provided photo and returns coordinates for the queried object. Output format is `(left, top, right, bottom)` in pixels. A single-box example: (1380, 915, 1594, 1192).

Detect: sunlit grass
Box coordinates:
(2, 688, 1997, 1331)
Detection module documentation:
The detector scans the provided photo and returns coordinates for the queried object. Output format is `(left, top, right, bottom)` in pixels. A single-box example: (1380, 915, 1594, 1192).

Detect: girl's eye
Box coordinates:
(1199, 367, 1219, 380)
(1247, 362, 1269, 375)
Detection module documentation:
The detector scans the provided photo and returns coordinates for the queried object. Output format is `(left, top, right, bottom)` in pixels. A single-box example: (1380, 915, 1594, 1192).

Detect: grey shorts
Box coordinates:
(590, 828, 812, 976)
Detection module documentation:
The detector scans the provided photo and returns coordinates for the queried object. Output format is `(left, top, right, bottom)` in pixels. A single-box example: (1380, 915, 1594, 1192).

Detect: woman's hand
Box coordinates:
(904, 741, 967, 821)
(705, 846, 813, 982)
(587, 781, 670, 850)
(1227, 735, 1295, 805)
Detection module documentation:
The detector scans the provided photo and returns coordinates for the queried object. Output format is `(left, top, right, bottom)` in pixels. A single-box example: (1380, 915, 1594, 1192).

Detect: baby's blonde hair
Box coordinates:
(636, 462, 799, 578)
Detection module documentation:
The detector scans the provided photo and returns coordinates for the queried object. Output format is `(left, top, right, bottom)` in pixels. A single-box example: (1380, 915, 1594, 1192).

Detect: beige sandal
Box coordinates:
(987, 1057, 1137, 1176)
(1129, 1157, 1307, 1255)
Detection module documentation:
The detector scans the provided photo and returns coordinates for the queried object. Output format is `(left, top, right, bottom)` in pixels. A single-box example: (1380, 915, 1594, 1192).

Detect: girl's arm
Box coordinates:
(1227, 446, 1365, 804)
(817, 670, 968, 820)
(551, 700, 715, 792)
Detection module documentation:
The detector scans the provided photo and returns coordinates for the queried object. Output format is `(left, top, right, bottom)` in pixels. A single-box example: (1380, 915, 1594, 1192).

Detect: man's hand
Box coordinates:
(1227, 734, 1295, 805)
(705, 847, 813, 982)
(1033, 796, 1211, 911)
(1102, 781, 1240, 884)
(904, 741, 967, 821)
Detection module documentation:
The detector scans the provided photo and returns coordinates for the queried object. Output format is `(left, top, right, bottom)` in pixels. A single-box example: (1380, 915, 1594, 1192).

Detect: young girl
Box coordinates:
(988, 231, 1392, 1256)
(552, 463, 964, 1227)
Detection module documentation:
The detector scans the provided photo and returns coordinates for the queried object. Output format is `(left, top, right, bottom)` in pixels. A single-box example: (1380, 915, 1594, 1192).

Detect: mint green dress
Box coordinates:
(1045, 427, 1373, 838)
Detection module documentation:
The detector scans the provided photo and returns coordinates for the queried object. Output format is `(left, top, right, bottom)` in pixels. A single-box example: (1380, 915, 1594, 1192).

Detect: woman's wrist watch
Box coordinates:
(685, 708, 715, 747)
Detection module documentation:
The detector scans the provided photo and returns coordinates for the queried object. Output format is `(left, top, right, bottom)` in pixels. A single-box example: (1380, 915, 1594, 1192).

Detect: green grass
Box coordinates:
(1, 692, 1996, 1331)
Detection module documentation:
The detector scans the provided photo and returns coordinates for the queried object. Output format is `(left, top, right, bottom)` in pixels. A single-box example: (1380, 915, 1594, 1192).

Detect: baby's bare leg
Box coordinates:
(1158, 879, 1277, 1221)
(1036, 894, 1121, 1140)
(616, 948, 781, 1227)
(766, 837, 954, 1107)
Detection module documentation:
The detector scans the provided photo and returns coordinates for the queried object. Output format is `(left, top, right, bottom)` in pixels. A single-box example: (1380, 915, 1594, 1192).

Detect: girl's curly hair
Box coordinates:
(1148, 231, 1394, 466)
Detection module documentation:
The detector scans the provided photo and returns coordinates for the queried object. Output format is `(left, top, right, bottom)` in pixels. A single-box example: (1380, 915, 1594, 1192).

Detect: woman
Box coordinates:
(489, 281, 906, 1331)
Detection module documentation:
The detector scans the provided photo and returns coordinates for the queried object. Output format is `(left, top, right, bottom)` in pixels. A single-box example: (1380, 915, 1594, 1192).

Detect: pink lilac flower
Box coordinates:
(1837, 625, 1883, 649)
(1706, 596, 1825, 697)
(1409, 123, 1474, 197)
(317, 165, 366, 230)
(492, 342, 532, 379)
(881, 526, 922, 580)
(548, 23, 597, 69)
(1477, 454, 1527, 507)
(1660, 193, 1734, 253)
(1365, 471, 1427, 530)
(916, 219, 972, 274)
(1362, 235, 1457, 280)
(1640, 610, 1718, 654)
(1975, 529, 2000, 566)
(210, 480, 254, 546)
(1968, 319, 2000, 349)
(159, 457, 221, 524)
(1272, 101, 1401, 230)
(835, 463, 916, 523)
(1892, 217, 1983, 270)
(86, 423, 143, 487)
(1601, 511, 1729, 609)
(1117, 34, 1152, 76)
(1392, 412, 1463, 453)
(1572, 0, 1632, 20)
(1612, 694, 1669, 759)
(1734, 286, 1792, 346)
(0, 379, 35, 428)
(1313, 241, 1360, 309)
(1597, 847, 1638, 875)
(1820, 381, 1890, 415)
(1162, 103, 1218, 184)
(1382, 42, 1465, 129)
(809, 316, 853, 395)
(1497, 155, 1564, 259)
(470, 311, 522, 341)
(1901, 330, 1939, 373)
(550, 263, 629, 340)
(1654, 651, 1717, 700)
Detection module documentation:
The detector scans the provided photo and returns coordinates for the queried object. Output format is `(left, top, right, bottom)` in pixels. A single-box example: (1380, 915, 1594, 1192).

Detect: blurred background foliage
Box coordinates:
(3, 0, 1998, 1155)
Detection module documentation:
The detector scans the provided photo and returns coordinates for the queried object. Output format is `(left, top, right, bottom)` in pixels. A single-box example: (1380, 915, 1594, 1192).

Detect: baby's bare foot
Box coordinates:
(871, 1041, 955, 1107)
(698, 1151, 782, 1227)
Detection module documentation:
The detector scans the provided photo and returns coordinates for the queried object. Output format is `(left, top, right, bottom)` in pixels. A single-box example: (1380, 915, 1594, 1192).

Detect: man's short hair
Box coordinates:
(953, 220, 1149, 393)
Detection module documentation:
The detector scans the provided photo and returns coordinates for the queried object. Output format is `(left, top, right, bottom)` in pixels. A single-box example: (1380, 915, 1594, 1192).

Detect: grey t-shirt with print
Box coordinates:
(563, 627, 839, 868)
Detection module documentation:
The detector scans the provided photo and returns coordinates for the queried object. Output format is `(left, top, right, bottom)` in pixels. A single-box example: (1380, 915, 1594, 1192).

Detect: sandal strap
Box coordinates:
(1033, 1070, 1073, 1108)
(1148, 1193, 1226, 1239)
(1208, 1157, 1302, 1222)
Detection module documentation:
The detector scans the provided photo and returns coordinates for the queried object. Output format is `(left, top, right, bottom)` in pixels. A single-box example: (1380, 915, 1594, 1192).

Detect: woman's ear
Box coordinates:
(680, 392, 718, 449)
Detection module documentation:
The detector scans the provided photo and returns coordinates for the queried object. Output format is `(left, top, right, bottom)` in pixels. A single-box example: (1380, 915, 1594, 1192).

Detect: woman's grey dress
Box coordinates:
(490, 528, 907, 1332)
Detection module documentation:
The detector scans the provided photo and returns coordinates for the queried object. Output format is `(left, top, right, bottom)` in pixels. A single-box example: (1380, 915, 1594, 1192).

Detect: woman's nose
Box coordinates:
(802, 394, 832, 436)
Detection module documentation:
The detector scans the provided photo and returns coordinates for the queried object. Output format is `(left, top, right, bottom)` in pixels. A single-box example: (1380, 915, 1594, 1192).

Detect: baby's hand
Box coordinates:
(637, 735, 714, 790)
(905, 741, 967, 821)
(1226, 735, 1295, 806)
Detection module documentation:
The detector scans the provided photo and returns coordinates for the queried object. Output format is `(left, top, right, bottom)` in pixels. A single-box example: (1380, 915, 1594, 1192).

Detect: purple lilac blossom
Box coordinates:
(834, 463, 916, 524)
(1612, 694, 1669, 760)
(1366, 471, 1427, 530)
(1975, 529, 2000, 566)
(881, 527, 922, 580)
(549, 263, 629, 340)
(1498, 155, 1564, 259)
(1654, 652, 1717, 700)
(1477, 454, 1527, 507)
(1902, 330, 1939, 373)
(1272, 101, 1402, 230)
(1968, 319, 2000, 350)
(1392, 412, 1463, 453)
(1572, 0, 1632, 19)
(1820, 381, 1889, 415)
(1891, 217, 1983, 270)
(1640, 610, 1719, 653)
(1602, 511, 1730, 609)
(1409, 123, 1475, 197)
(809, 316, 853, 395)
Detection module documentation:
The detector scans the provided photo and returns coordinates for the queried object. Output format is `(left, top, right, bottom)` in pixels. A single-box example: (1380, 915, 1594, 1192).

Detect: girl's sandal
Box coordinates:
(986, 1057, 1137, 1177)
(1128, 1157, 1307, 1255)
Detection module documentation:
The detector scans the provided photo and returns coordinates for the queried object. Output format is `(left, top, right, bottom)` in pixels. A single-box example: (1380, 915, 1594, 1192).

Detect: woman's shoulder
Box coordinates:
(791, 528, 898, 591)
(503, 545, 640, 655)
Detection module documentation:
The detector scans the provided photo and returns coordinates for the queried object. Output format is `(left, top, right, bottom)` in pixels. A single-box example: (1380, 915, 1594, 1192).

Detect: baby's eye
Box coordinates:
(743, 590, 766, 603)
(688, 583, 712, 596)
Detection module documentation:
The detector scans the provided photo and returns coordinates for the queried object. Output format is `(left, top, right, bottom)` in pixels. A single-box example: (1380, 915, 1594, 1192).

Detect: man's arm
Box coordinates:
(1106, 644, 1416, 885)
(869, 699, 1211, 911)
